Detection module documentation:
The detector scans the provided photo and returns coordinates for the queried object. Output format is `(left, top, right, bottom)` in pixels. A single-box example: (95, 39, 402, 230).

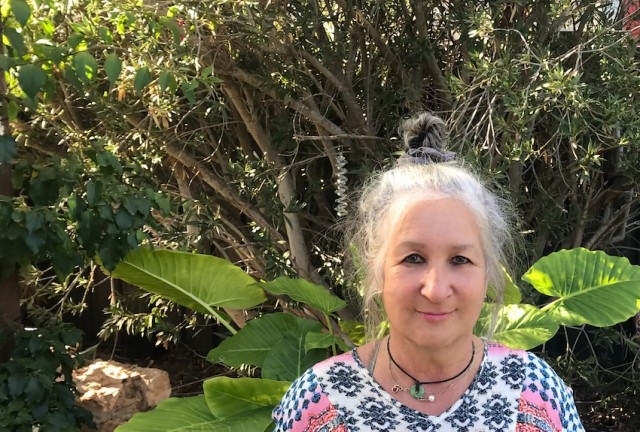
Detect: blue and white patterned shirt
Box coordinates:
(273, 342, 584, 431)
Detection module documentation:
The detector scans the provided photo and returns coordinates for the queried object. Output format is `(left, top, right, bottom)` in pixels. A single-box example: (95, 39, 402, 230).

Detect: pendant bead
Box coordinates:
(410, 384, 425, 399)
(427, 394, 435, 402)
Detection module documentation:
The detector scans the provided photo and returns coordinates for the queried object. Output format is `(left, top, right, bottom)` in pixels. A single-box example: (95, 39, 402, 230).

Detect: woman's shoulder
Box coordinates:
(485, 341, 584, 431)
(314, 349, 358, 369)
(484, 341, 568, 389)
(273, 350, 360, 432)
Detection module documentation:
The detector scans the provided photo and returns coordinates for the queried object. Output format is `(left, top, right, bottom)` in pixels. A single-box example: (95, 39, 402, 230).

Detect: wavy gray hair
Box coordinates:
(345, 113, 516, 340)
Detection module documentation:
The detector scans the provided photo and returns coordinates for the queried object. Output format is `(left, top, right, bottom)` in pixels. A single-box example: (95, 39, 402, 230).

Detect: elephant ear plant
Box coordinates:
(110, 247, 640, 431)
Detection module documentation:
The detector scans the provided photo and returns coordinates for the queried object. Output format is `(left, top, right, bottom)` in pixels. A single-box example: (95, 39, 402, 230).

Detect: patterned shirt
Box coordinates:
(273, 342, 584, 431)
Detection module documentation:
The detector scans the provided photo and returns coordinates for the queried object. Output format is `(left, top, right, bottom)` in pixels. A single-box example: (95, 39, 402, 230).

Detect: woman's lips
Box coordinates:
(418, 311, 452, 321)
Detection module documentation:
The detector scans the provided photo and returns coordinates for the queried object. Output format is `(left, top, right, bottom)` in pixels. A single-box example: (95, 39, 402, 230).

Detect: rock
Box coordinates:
(73, 359, 172, 432)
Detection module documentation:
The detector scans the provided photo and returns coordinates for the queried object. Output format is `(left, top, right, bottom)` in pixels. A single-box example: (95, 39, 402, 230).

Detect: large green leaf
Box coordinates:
(115, 396, 273, 432)
(523, 248, 640, 326)
(207, 313, 322, 368)
(261, 277, 346, 314)
(262, 331, 327, 380)
(204, 377, 289, 419)
(488, 268, 521, 304)
(491, 304, 559, 350)
(115, 396, 217, 431)
(111, 248, 266, 314)
(304, 331, 351, 353)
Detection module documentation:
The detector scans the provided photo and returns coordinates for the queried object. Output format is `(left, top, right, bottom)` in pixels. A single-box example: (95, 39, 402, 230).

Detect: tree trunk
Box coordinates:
(0, 165, 20, 362)
(0, 20, 20, 362)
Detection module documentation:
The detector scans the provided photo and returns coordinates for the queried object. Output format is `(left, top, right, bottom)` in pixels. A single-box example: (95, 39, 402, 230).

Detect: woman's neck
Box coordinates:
(386, 333, 479, 382)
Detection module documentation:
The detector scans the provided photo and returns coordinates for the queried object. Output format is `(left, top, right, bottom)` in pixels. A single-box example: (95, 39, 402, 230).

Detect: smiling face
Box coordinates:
(382, 198, 487, 350)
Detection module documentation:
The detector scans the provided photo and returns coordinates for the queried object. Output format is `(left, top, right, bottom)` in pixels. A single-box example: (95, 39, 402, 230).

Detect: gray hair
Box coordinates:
(346, 113, 516, 340)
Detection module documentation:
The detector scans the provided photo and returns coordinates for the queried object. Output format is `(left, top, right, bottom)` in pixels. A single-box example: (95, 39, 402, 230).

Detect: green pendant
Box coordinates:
(410, 383, 424, 399)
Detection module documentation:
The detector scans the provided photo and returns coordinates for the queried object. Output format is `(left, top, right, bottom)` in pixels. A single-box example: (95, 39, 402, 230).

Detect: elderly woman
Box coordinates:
(272, 113, 584, 431)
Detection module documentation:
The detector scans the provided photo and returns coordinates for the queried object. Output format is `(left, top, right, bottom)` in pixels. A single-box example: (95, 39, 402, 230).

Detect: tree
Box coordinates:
(1, 0, 640, 426)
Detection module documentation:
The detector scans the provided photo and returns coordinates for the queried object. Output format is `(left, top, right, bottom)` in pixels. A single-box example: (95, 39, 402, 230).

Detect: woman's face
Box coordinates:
(382, 198, 486, 349)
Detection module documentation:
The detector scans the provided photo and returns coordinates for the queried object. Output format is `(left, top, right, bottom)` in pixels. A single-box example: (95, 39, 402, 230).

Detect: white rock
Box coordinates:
(73, 359, 172, 432)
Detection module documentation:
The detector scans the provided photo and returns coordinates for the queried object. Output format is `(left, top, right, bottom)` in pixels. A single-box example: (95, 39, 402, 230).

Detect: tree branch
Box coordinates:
(221, 80, 317, 280)
(165, 142, 283, 243)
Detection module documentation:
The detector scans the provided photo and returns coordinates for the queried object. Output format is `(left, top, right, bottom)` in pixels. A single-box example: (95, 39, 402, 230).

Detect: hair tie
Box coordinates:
(406, 146, 456, 164)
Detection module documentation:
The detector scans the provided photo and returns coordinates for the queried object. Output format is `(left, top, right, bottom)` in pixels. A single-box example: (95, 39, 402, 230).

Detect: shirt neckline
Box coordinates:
(350, 338, 490, 422)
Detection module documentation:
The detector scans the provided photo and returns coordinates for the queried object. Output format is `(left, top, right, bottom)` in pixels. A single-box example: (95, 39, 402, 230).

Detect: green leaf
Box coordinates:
(203, 377, 290, 419)
(0, 135, 17, 164)
(158, 70, 176, 92)
(25, 211, 44, 233)
(29, 167, 59, 205)
(207, 313, 322, 367)
(18, 64, 47, 99)
(480, 304, 559, 350)
(104, 53, 122, 85)
(339, 320, 365, 347)
(86, 180, 103, 207)
(73, 52, 98, 83)
(24, 376, 44, 403)
(524, 248, 640, 326)
(304, 331, 350, 353)
(3, 27, 26, 57)
(8, 373, 26, 398)
(39, 18, 55, 37)
(67, 33, 84, 50)
(111, 248, 267, 313)
(25, 230, 46, 254)
(10, 0, 30, 27)
(488, 267, 521, 304)
(262, 277, 346, 314)
(262, 332, 326, 380)
(134, 67, 151, 92)
(97, 26, 113, 44)
(35, 42, 67, 64)
(114, 208, 133, 230)
(52, 246, 80, 280)
(0, 54, 16, 70)
(115, 395, 226, 431)
(180, 80, 197, 104)
(7, 101, 19, 121)
(98, 237, 128, 271)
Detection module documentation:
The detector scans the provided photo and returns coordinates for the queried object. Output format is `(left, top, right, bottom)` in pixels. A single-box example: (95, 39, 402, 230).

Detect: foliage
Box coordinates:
(1, 0, 174, 346)
(2, 0, 640, 426)
(448, 1, 640, 256)
(0, 323, 94, 431)
(111, 246, 640, 430)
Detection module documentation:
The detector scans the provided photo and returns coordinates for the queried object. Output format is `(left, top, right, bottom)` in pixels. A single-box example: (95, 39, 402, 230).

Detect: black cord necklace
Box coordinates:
(386, 337, 475, 400)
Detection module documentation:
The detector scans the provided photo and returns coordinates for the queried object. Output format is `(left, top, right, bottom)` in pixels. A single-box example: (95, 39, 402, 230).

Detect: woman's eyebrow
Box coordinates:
(396, 241, 477, 251)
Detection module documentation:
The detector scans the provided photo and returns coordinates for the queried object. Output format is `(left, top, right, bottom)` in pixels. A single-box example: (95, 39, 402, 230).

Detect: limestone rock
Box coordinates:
(73, 359, 172, 432)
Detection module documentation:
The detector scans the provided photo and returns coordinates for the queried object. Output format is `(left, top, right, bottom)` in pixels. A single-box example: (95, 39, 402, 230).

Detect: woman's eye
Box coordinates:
(451, 256, 470, 265)
(403, 254, 425, 264)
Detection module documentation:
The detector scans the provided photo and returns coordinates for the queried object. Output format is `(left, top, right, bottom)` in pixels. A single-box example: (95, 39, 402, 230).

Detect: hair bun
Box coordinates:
(399, 112, 455, 164)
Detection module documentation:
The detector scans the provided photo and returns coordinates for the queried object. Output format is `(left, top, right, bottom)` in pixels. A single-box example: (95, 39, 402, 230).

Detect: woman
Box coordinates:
(272, 113, 584, 431)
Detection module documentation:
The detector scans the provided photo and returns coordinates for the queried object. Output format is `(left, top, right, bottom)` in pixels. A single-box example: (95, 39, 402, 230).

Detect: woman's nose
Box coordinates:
(420, 266, 452, 302)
